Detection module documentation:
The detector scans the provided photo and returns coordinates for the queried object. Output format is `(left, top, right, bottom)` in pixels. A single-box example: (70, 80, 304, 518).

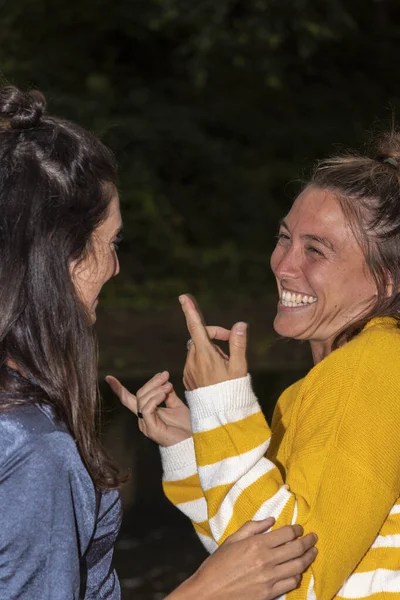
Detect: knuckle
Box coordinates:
(297, 537, 308, 553)
(283, 525, 298, 542)
(290, 524, 302, 538)
(291, 574, 301, 587)
(281, 575, 300, 594)
(137, 383, 149, 398)
(252, 552, 265, 571)
(188, 321, 199, 334)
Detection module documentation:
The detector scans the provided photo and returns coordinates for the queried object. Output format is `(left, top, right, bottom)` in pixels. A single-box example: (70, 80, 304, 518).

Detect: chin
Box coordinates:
(273, 313, 308, 340)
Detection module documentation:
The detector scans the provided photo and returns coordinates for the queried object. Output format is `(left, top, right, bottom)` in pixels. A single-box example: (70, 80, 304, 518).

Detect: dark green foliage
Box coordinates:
(2, 0, 400, 306)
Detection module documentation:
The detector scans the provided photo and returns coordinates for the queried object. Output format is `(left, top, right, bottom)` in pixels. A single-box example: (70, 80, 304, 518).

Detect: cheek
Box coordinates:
(270, 246, 280, 275)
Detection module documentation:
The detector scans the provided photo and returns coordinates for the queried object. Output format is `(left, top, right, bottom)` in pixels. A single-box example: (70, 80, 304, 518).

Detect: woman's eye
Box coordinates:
(112, 233, 123, 251)
(276, 232, 291, 244)
(307, 246, 324, 257)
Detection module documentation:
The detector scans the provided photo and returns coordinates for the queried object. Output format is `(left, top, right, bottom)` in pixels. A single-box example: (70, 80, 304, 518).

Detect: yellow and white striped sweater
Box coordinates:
(160, 318, 400, 599)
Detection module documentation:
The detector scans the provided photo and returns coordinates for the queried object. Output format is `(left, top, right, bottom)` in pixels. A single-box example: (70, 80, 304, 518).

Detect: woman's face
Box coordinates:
(270, 186, 377, 361)
(71, 193, 122, 322)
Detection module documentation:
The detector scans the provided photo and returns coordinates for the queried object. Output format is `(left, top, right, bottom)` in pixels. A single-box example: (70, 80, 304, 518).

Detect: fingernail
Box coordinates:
(313, 534, 318, 542)
(312, 547, 318, 555)
(235, 322, 248, 335)
(178, 295, 185, 305)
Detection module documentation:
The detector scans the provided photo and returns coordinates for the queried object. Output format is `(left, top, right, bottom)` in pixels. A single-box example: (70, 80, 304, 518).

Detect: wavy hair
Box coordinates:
(0, 85, 122, 489)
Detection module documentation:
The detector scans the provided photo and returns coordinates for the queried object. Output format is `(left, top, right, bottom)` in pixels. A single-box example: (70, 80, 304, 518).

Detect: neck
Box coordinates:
(310, 339, 333, 365)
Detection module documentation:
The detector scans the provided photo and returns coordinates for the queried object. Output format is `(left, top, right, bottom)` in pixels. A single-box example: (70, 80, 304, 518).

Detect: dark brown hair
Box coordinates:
(308, 130, 400, 348)
(0, 85, 122, 489)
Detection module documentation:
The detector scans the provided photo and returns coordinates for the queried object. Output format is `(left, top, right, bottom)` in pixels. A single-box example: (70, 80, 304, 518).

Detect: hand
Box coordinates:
(106, 371, 192, 447)
(167, 518, 318, 600)
(179, 294, 248, 390)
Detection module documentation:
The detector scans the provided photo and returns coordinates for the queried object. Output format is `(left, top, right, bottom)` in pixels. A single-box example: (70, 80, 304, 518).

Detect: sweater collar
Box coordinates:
(363, 316, 398, 332)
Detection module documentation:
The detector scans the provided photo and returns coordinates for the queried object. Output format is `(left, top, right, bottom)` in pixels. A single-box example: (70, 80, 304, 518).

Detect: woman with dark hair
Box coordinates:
(0, 85, 317, 600)
(111, 133, 400, 598)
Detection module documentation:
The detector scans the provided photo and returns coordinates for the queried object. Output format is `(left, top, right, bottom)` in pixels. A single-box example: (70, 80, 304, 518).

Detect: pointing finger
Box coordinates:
(179, 294, 210, 347)
(106, 375, 138, 415)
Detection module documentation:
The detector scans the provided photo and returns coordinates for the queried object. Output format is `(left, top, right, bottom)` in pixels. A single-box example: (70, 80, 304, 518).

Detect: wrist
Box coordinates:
(160, 436, 196, 479)
(185, 374, 259, 421)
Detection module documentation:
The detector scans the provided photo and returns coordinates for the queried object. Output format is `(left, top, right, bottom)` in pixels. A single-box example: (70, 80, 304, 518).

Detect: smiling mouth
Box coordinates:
(280, 288, 318, 307)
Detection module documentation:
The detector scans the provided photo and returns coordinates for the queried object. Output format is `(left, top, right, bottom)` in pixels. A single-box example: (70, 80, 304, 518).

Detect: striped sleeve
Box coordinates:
(185, 371, 400, 600)
(160, 437, 217, 552)
(185, 375, 298, 546)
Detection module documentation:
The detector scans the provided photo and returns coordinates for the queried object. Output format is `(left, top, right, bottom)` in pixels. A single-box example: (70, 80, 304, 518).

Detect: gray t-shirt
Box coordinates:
(0, 402, 122, 599)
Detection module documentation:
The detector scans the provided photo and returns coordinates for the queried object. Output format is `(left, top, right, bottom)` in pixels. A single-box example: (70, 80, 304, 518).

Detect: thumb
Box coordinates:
(224, 517, 275, 544)
(228, 322, 248, 375)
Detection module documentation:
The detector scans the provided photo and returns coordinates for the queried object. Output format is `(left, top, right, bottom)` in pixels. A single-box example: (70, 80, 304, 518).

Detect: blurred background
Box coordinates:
(2, 0, 400, 597)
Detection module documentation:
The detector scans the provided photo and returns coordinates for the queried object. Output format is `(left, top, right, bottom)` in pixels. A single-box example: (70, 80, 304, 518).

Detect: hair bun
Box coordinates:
(0, 85, 46, 129)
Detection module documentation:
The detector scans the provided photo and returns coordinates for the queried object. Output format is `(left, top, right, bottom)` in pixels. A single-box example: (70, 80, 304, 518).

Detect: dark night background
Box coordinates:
(2, 0, 400, 597)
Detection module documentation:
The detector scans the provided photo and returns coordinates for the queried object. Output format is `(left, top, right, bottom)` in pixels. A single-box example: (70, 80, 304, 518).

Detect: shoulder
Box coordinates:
(299, 317, 400, 418)
(275, 377, 305, 409)
(0, 403, 79, 474)
(272, 377, 305, 431)
(311, 317, 400, 384)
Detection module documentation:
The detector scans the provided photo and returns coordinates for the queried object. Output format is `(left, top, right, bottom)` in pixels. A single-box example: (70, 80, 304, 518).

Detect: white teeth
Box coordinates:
(280, 289, 317, 307)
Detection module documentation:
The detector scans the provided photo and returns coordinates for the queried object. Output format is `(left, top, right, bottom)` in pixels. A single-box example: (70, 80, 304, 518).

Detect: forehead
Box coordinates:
(285, 186, 353, 247)
(100, 194, 122, 232)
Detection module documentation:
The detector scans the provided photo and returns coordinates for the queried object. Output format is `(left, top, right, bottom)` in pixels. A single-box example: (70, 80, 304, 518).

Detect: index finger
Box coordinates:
(106, 375, 138, 415)
(179, 294, 211, 346)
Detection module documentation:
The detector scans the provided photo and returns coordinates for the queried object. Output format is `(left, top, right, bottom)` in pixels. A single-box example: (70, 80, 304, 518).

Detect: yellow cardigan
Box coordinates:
(160, 318, 400, 599)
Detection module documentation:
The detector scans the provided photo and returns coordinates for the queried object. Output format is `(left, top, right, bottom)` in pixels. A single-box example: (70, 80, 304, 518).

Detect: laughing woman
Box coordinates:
(110, 134, 400, 599)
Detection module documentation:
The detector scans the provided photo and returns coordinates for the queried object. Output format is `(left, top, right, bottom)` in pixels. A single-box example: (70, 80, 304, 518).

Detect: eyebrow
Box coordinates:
(280, 219, 335, 252)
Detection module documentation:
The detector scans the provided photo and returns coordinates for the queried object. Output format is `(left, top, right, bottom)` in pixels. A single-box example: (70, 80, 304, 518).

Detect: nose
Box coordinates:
(271, 244, 301, 281)
(113, 253, 120, 277)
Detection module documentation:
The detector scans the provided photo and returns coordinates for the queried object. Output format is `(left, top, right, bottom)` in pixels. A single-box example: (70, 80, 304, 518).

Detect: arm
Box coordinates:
(0, 432, 82, 600)
(187, 371, 400, 598)
(84, 490, 122, 599)
(106, 373, 319, 597)
(186, 375, 287, 545)
(179, 295, 400, 599)
(160, 437, 216, 551)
